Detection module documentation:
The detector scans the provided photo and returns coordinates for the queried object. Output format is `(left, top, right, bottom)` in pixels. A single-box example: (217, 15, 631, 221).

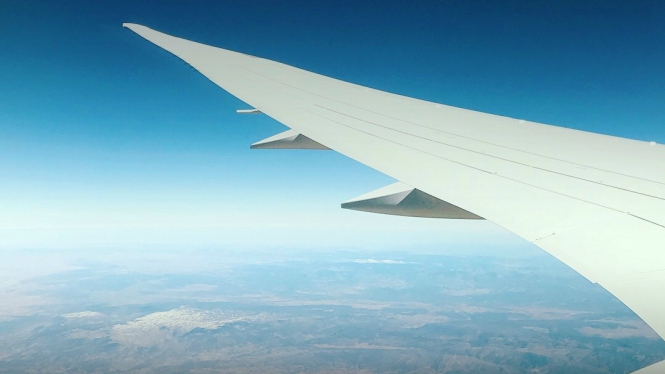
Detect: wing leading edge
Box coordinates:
(123, 23, 665, 372)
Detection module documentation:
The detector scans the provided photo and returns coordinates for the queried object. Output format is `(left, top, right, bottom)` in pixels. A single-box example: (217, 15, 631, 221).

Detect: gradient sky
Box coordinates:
(1, 0, 664, 251)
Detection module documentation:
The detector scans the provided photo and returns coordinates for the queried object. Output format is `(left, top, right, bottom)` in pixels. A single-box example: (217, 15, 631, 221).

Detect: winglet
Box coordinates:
(122, 23, 149, 33)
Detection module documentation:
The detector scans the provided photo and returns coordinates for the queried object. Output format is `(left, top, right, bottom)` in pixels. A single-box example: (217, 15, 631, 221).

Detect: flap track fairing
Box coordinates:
(251, 129, 330, 150)
(342, 182, 483, 219)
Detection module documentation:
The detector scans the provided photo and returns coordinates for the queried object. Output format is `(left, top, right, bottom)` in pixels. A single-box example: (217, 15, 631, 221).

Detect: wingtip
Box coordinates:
(122, 23, 167, 44)
(122, 23, 152, 34)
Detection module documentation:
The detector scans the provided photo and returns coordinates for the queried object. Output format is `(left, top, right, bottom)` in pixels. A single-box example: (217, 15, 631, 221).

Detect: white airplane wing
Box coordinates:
(124, 24, 665, 373)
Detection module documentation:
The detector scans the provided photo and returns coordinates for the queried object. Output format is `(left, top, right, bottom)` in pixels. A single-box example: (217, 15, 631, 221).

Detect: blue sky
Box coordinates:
(1, 0, 664, 250)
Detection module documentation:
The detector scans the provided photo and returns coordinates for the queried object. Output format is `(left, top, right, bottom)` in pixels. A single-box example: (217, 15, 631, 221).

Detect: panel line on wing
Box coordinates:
(239, 65, 665, 188)
(530, 212, 627, 243)
(628, 213, 665, 230)
(295, 104, 627, 215)
(312, 105, 665, 202)
(207, 58, 658, 218)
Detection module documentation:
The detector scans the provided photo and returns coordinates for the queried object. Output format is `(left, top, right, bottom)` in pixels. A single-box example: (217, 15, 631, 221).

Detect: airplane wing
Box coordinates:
(124, 23, 665, 373)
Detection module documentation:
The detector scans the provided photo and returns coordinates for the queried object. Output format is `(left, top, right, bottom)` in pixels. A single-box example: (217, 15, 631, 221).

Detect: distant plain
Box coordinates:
(1, 248, 663, 373)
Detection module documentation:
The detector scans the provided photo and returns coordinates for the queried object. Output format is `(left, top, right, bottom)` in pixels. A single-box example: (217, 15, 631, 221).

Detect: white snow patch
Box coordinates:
(353, 259, 408, 264)
(62, 311, 103, 319)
